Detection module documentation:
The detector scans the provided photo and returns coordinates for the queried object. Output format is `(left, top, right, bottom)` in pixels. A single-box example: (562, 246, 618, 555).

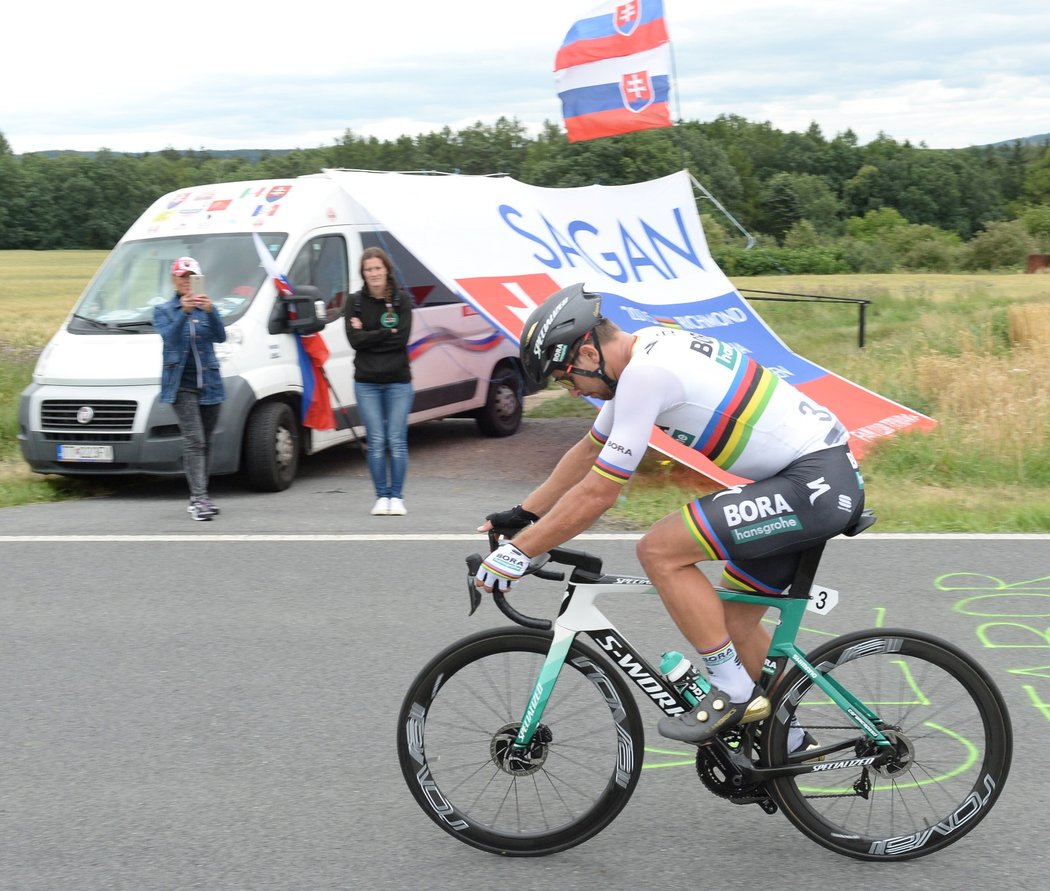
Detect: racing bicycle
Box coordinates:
(396, 512, 1012, 860)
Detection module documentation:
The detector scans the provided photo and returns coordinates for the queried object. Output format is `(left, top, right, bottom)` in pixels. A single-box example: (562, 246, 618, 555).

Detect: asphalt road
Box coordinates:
(1, 418, 1047, 890)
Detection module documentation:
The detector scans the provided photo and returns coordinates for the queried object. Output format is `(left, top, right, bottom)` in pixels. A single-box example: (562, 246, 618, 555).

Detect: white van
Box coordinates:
(19, 174, 528, 490)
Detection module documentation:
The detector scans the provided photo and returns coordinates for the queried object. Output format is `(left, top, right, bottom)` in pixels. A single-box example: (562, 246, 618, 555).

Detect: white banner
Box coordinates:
(323, 169, 935, 483)
(325, 169, 725, 324)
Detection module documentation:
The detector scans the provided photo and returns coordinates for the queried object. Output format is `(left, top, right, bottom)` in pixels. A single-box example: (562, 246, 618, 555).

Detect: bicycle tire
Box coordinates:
(762, 628, 1012, 861)
(396, 627, 645, 856)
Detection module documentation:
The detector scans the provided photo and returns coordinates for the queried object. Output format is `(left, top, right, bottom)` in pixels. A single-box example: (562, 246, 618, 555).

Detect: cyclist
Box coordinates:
(475, 283, 865, 747)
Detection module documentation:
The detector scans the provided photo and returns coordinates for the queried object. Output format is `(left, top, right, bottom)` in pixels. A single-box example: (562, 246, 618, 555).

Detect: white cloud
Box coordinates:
(3, 0, 1049, 154)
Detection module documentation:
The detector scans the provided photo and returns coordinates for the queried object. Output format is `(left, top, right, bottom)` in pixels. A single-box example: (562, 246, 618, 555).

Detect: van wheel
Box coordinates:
(243, 402, 300, 491)
(474, 366, 523, 437)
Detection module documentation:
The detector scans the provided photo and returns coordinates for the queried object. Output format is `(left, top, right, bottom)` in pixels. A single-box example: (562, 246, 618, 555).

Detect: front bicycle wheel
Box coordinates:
(763, 628, 1012, 861)
(397, 627, 645, 856)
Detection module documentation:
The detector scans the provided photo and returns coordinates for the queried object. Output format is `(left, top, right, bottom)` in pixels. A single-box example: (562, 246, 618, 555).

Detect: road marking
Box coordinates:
(0, 533, 1047, 543)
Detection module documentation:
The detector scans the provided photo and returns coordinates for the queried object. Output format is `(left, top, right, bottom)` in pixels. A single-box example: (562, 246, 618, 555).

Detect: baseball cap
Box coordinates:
(171, 257, 202, 277)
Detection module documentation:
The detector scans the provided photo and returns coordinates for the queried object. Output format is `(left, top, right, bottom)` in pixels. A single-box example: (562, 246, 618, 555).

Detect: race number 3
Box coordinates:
(807, 584, 839, 615)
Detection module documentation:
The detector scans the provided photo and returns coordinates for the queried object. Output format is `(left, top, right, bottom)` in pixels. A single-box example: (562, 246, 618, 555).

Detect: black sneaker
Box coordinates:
(197, 496, 219, 516)
(187, 498, 215, 521)
(658, 684, 770, 744)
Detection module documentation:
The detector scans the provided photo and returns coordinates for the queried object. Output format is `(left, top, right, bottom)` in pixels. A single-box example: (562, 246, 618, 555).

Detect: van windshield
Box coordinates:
(69, 233, 289, 331)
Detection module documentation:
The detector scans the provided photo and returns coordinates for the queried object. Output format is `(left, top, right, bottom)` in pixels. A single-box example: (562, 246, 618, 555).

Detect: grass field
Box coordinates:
(2, 253, 1049, 530)
(1, 250, 106, 352)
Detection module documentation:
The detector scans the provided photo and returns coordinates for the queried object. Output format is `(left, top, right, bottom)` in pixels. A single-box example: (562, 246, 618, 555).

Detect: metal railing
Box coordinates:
(738, 289, 872, 348)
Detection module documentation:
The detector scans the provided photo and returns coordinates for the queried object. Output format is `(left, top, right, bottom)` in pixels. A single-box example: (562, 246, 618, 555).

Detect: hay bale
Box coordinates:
(1008, 304, 1050, 347)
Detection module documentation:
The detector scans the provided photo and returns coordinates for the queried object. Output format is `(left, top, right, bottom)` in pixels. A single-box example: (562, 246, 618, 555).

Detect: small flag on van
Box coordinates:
(252, 233, 336, 430)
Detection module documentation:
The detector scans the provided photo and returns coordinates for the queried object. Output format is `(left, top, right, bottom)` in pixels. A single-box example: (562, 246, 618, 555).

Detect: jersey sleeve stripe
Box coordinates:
(681, 500, 726, 561)
(588, 425, 608, 447)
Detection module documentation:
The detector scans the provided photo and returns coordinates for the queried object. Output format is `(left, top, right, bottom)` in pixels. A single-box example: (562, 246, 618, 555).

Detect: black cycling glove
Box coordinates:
(485, 504, 540, 531)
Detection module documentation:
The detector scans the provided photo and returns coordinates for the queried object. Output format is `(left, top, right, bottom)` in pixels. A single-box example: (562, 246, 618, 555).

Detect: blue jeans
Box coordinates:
(354, 381, 413, 499)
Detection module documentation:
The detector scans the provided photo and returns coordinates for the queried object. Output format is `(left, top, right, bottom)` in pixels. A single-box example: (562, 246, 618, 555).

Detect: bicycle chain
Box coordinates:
(693, 719, 878, 804)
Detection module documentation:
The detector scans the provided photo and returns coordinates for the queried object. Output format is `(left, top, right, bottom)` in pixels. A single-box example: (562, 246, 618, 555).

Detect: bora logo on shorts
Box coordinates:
(722, 494, 802, 544)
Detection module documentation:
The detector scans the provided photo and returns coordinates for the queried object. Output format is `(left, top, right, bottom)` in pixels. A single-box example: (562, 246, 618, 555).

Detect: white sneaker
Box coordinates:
(371, 497, 390, 515)
(387, 497, 407, 516)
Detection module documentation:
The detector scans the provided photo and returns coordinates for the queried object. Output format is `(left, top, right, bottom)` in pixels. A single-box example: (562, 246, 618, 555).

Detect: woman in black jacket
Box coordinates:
(345, 247, 413, 516)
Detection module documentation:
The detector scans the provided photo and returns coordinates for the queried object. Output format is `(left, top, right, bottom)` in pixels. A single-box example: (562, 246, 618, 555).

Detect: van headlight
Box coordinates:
(33, 342, 56, 381)
(215, 326, 244, 358)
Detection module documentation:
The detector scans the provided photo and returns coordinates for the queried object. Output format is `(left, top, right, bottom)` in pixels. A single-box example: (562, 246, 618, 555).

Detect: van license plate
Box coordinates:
(57, 445, 114, 462)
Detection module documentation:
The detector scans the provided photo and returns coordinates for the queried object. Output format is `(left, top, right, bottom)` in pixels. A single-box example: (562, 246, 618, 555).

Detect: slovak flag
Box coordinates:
(251, 233, 337, 430)
(555, 0, 673, 142)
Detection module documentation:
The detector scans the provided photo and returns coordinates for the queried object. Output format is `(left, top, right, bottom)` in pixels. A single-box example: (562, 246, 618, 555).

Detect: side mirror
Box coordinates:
(267, 284, 327, 335)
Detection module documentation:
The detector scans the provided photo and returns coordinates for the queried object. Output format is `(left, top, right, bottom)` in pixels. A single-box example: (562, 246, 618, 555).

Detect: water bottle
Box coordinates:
(660, 651, 707, 706)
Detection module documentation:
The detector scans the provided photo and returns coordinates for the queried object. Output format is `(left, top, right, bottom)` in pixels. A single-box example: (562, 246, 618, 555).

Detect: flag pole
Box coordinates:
(319, 364, 367, 455)
(664, 5, 756, 250)
(666, 3, 684, 126)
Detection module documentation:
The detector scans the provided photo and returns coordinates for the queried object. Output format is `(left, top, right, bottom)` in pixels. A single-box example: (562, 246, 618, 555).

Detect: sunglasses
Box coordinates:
(552, 363, 604, 392)
(552, 332, 603, 391)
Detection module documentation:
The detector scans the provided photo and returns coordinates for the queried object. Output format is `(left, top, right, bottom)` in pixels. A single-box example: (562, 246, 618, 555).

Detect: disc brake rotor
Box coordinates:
(490, 722, 553, 776)
(868, 729, 916, 778)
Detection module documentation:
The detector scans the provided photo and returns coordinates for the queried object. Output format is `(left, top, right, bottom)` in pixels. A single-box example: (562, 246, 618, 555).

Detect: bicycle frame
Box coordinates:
(510, 575, 893, 755)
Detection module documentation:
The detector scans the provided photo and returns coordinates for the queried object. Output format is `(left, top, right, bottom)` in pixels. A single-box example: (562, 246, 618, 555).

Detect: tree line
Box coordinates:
(2, 116, 1049, 273)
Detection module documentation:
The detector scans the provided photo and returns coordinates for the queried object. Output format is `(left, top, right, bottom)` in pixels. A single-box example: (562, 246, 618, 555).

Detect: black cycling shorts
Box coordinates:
(680, 445, 865, 594)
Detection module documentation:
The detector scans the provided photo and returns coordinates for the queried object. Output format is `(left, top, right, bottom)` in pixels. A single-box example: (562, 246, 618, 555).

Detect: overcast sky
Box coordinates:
(4, 0, 1048, 156)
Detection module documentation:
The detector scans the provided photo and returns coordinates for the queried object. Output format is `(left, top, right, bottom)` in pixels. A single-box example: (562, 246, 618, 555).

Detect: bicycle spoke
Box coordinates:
(397, 629, 644, 855)
(766, 629, 1011, 860)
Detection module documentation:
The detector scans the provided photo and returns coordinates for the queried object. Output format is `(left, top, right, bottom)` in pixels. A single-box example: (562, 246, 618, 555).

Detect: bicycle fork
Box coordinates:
(513, 628, 576, 749)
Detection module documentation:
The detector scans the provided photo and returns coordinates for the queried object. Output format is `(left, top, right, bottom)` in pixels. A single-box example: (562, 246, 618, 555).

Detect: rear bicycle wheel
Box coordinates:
(396, 627, 644, 856)
(763, 628, 1012, 860)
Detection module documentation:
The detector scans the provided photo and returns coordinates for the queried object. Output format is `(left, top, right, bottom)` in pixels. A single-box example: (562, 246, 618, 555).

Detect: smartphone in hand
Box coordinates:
(189, 273, 205, 294)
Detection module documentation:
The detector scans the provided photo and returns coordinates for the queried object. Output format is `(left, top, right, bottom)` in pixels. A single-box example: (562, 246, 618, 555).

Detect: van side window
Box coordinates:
(360, 230, 460, 307)
(288, 235, 349, 316)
